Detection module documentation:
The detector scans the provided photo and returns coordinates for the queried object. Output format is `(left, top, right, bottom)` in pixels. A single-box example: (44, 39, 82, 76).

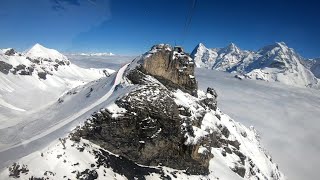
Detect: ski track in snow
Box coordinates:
(0, 64, 129, 169)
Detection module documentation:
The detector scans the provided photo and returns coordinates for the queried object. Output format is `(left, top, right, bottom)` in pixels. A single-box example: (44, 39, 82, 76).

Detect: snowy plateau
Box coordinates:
(0, 43, 318, 180)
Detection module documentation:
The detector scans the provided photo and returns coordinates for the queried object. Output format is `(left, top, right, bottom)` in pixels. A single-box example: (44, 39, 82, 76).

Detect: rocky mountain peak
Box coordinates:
(1, 48, 16, 56)
(32, 43, 44, 49)
(196, 42, 207, 49)
(140, 44, 198, 96)
(220, 43, 241, 54)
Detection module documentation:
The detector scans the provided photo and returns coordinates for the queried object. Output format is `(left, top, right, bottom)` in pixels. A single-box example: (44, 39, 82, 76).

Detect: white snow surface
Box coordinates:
(0, 62, 131, 177)
(0, 63, 127, 148)
(196, 68, 320, 180)
(0, 138, 128, 180)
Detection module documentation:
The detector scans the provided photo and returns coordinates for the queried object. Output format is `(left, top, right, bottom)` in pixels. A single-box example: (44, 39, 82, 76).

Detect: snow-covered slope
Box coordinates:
(0, 44, 285, 180)
(191, 42, 320, 89)
(0, 44, 114, 129)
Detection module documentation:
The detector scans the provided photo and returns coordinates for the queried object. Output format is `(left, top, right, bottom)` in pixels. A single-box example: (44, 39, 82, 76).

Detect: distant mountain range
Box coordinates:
(191, 42, 320, 89)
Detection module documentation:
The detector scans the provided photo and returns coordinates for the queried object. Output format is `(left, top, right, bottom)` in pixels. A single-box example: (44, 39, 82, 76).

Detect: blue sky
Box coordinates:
(0, 0, 319, 57)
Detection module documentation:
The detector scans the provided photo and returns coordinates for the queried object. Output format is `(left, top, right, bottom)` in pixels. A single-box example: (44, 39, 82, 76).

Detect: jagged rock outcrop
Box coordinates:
(141, 44, 197, 96)
(71, 69, 210, 174)
(200, 87, 218, 110)
(0, 61, 13, 74)
(4, 48, 16, 56)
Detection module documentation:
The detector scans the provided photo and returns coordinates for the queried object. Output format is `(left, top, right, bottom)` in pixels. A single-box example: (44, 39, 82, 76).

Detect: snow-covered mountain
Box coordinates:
(191, 42, 319, 89)
(0, 43, 114, 128)
(0, 44, 285, 180)
(25, 43, 70, 63)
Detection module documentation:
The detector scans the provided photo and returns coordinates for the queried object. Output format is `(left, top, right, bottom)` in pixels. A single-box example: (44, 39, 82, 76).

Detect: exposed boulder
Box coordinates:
(8, 163, 29, 178)
(38, 71, 48, 80)
(0, 61, 13, 74)
(11, 64, 34, 75)
(200, 87, 218, 110)
(4, 48, 16, 56)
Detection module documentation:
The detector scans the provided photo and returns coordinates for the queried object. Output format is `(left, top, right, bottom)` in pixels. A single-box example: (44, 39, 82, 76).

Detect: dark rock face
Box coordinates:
(29, 177, 45, 180)
(0, 61, 13, 74)
(141, 44, 197, 96)
(76, 169, 98, 180)
(38, 71, 47, 80)
(11, 64, 34, 75)
(8, 163, 29, 178)
(232, 166, 246, 177)
(27, 57, 41, 64)
(4, 48, 16, 56)
(72, 69, 209, 175)
(200, 87, 218, 110)
(92, 148, 167, 180)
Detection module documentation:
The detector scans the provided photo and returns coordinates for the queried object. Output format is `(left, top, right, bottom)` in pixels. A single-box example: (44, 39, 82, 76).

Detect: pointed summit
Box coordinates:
(25, 43, 69, 62)
(191, 43, 207, 57)
(220, 43, 240, 54)
(197, 42, 206, 48)
(32, 43, 44, 48)
(192, 43, 207, 52)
